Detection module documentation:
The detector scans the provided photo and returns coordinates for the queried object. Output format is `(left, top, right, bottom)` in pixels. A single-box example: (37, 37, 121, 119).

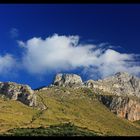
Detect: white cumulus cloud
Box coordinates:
(0, 54, 17, 75)
(18, 34, 140, 79)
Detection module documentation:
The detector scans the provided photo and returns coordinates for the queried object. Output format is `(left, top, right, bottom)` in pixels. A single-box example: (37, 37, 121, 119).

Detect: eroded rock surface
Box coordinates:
(84, 72, 140, 121)
(85, 72, 140, 98)
(0, 82, 36, 107)
(97, 95, 140, 121)
(53, 73, 83, 87)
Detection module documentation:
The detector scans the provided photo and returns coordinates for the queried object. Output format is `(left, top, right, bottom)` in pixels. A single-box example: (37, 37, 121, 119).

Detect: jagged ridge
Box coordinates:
(0, 72, 140, 122)
(50, 72, 140, 121)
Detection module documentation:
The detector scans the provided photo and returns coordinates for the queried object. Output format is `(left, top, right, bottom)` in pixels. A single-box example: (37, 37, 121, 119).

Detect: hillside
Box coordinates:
(0, 72, 140, 136)
(0, 86, 140, 136)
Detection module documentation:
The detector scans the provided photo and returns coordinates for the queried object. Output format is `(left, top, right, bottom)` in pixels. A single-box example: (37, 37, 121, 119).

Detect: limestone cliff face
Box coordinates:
(84, 72, 140, 121)
(53, 73, 83, 87)
(85, 72, 140, 98)
(0, 82, 36, 107)
(97, 95, 140, 121)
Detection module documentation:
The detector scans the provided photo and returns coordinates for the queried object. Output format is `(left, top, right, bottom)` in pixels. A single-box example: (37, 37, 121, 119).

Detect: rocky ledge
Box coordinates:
(0, 82, 36, 107)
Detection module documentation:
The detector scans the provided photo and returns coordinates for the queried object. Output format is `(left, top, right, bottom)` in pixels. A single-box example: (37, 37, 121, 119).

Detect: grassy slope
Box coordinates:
(31, 87, 140, 136)
(0, 97, 38, 133)
(0, 87, 140, 136)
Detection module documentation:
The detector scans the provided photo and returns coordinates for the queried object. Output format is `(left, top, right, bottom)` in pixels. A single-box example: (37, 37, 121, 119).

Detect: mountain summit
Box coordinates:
(52, 72, 140, 98)
(90, 72, 140, 98)
(53, 73, 83, 87)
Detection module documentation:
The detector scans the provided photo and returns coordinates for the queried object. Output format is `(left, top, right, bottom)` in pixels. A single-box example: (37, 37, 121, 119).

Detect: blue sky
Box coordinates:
(0, 4, 140, 89)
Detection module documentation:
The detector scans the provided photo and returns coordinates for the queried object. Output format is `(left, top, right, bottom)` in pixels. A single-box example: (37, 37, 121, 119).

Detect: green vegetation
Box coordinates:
(0, 87, 140, 136)
(4, 123, 98, 136)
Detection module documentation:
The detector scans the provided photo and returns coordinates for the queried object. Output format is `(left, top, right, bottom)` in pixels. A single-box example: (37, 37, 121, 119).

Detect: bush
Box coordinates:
(6, 123, 97, 136)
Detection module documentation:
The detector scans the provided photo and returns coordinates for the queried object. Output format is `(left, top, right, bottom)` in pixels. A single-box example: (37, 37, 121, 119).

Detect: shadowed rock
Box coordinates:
(97, 95, 140, 121)
(0, 82, 36, 107)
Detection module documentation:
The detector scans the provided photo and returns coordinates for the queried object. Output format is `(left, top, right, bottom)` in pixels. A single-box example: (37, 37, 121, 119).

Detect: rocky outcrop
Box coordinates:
(37, 72, 140, 121)
(0, 82, 36, 107)
(53, 73, 83, 87)
(84, 80, 98, 88)
(85, 72, 140, 98)
(84, 72, 140, 121)
(97, 95, 140, 121)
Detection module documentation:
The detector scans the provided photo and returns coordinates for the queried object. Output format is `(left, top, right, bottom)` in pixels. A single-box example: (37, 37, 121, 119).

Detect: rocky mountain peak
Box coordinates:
(52, 72, 140, 98)
(88, 72, 140, 98)
(53, 73, 83, 87)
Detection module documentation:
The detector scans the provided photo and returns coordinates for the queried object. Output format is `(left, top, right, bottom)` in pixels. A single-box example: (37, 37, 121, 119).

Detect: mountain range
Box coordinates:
(0, 72, 140, 136)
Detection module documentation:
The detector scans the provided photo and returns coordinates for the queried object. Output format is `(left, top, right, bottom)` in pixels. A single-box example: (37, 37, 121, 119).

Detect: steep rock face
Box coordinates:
(84, 72, 140, 121)
(85, 72, 140, 98)
(97, 95, 140, 121)
(53, 73, 83, 87)
(0, 82, 36, 107)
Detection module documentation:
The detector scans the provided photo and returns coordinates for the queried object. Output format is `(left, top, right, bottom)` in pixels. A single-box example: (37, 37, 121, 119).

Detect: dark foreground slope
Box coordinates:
(4, 123, 97, 136)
